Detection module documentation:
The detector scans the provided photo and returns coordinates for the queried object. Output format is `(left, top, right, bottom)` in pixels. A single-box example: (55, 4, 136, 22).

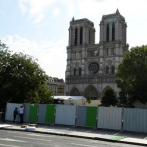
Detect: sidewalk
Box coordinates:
(0, 121, 147, 146)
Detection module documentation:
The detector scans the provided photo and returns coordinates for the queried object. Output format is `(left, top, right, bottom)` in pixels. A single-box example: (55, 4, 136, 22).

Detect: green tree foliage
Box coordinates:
(101, 87, 117, 106)
(116, 45, 147, 105)
(86, 91, 92, 105)
(117, 90, 128, 106)
(0, 41, 53, 109)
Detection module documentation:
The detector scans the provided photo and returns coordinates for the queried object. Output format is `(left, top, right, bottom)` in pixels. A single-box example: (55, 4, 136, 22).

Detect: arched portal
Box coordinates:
(70, 87, 81, 96)
(84, 85, 98, 100)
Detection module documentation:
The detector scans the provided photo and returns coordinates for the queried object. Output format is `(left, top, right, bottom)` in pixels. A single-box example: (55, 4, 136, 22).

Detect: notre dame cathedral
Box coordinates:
(65, 9, 129, 100)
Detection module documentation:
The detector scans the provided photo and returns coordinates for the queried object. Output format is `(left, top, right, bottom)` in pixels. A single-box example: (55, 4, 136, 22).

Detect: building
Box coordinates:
(65, 9, 129, 100)
(47, 77, 65, 96)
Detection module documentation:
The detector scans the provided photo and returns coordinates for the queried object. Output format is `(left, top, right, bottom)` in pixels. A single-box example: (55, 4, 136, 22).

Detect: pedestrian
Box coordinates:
(13, 108, 18, 122)
(19, 106, 24, 123)
(1, 109, 5, 122)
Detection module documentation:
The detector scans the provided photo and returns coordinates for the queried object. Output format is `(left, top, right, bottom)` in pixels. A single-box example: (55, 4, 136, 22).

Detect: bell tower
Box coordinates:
(99, 9, 127, 44)
(68, 17, 95, 47)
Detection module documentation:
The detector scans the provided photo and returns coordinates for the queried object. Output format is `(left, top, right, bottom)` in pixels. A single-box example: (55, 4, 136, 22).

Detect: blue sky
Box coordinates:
(0, 0, 147, 80)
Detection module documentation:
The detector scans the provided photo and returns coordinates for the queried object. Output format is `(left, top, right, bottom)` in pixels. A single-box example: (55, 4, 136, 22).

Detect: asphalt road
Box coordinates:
(0, 130, 141, 147)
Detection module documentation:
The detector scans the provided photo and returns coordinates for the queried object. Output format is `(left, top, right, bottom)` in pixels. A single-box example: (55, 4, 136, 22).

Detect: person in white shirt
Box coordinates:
(19, 106, 24, 123)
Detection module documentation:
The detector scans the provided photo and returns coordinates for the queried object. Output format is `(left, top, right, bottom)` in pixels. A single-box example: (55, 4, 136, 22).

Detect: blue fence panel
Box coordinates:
(123, 108, 147, 132)
(76, 106, 87, 126)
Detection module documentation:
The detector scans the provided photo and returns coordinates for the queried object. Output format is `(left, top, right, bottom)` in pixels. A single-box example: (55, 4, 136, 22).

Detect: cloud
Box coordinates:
(18, 0, 57, 23)
(52, 8, 60, 18)
(18, 1, 28, 14)
(33, 14, 44, 24)
(2, 35, 67, 79)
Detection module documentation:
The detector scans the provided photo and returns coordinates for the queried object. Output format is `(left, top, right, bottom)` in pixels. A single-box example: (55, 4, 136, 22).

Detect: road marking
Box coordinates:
(0, 138, 26, 142)
(0, 144, 20, 147)
(14, 136, 52, 142)
(70, 143, 97, 147)
(8, 132, 53, 137)
(27, 134, 53, 137)
(8, 132, 30, 134)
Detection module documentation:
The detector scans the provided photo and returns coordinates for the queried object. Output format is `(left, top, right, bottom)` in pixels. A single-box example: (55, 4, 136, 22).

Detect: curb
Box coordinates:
(0, 127, 146, 146)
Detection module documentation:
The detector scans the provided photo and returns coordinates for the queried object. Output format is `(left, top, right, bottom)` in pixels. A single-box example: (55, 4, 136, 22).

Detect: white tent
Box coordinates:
(53, 96, 86, 105)
(53, 96, 86, 100)
(53, 96, 101, 106)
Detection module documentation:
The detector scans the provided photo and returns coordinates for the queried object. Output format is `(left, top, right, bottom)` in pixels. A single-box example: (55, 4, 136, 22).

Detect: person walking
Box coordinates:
(13, 108, 18, 122)
(1, 109, 5, 122)
(19, 106, 24, 123)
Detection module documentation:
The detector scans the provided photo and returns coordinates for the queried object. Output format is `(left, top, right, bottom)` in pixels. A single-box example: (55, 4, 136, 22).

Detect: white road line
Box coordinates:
(8, 132, 53, 137)
(14, 136, 52, 142)
(71, 143, 97, 147)
(8, 132, 29, 134)
(0, 144, 20, 147)
(27, 134, 53, 137)
(0, 138, 26, 142)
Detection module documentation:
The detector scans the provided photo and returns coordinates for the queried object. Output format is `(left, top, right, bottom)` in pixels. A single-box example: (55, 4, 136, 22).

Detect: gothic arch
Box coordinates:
(89, 28, 91, 44)
(74, 28, 78, 46)
(110, 65, 115, 74)
(79, 68, 82, 75)
(74, 68, 76, 76)
(112, 22, 115, 41)
(80, 27, 83, 45)
(70, 87, 81, 96)
(105, 66, 109, 74)
(104, 59, 113, 66)
(84, 85, 98, 100)
(106, 23, 109, 42)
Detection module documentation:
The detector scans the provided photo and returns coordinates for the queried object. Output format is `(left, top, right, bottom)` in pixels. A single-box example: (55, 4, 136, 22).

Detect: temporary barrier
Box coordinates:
(37, 104, 47, 123)
(97, 107, 122, 130)
(86, 106, 97, 127)
(55, 105, 76, 125)
(9, 102, 147, 133)
(45, 104, 55, 124)
(123, 108, 147, 132)
(29, 104, 38, 123)
(5, 103, 22, 121)
(76, 106, 87, 126)
(23, 104, 30, 122)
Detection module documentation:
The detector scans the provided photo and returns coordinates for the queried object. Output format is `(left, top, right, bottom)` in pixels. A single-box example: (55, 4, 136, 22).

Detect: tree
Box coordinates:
(101, 87, 117, 106)
(86, 91, 92, 105)
(117, 90, 128, 106)
(116, 45, 147, 105)
(0, 41, 53, 109)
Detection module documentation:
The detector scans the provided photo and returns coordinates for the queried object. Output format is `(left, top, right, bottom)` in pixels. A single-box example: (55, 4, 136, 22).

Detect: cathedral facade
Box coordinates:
(65, 9, 129, 100)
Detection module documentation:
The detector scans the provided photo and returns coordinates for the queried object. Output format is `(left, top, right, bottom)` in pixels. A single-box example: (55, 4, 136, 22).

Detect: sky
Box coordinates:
(0, 0, 147, 80)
